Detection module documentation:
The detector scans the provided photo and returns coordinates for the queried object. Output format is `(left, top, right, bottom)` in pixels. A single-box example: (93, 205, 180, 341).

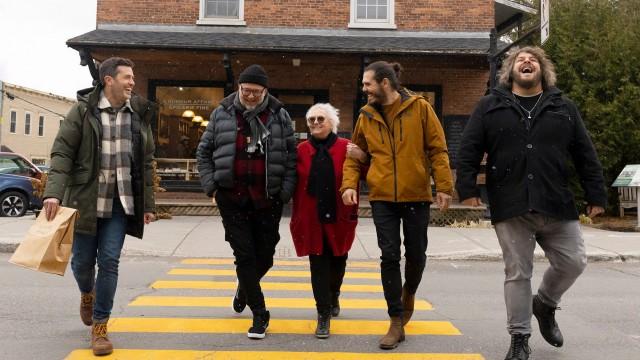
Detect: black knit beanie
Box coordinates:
(238, 64, 269, 88)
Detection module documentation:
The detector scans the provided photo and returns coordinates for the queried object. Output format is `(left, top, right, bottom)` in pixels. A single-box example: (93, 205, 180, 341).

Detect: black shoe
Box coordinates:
(232, 286, 247, 314)
(331, 291, 340, 317)
(247, 310, 270, 339)
(315, 312, 331, 339)
(504, 334, 531, 360)
(532, 295, 564, 347)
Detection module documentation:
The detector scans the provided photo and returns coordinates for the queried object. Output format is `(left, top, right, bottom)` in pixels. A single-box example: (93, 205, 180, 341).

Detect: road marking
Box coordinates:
(129, 296, 432, 310)
(106, 317, 461, 335)
(66, 349, 485, 360)
(151, 280, 383, 292)
(181, 258, 380, 268)
(168, 268, 381, 279)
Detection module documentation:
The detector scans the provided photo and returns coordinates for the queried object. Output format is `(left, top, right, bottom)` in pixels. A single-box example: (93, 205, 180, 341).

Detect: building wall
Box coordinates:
(97, 0, 493, 31)
(0, 83, 75, 164)
(129, 52, 487, 132)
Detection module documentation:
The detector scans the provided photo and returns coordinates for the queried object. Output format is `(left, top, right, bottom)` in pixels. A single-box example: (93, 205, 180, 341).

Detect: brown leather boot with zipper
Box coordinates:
(80, 290, 95, 326)
(91, 321, 113, 356)
(379, 316, 405, 350)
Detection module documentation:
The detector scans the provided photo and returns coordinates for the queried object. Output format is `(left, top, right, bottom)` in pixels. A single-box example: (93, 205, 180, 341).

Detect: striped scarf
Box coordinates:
(96, 92, 135, 217)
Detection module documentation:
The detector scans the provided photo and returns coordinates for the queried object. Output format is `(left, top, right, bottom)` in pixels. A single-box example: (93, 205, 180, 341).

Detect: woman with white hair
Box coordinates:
(290, 103, 364, 339)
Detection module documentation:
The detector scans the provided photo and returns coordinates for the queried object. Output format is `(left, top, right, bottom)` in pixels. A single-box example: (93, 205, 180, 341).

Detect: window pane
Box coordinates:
(205, 0, 239, 18)
(10, 111, 16, 133)
(357, 0, 366, 5)
(39, 115, 45, 136)
(154, 85, 224, 159)
(357, 5, 366, 19)
(377, 5, 388, 19)
(25, 113, 31, 135)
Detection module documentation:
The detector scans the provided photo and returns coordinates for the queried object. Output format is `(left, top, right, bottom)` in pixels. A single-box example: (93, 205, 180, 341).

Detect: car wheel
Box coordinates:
(0, 191, 28, 217)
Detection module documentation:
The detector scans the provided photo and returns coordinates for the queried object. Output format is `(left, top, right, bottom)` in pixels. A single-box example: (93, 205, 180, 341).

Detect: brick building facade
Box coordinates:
(67, 0, 534, 187)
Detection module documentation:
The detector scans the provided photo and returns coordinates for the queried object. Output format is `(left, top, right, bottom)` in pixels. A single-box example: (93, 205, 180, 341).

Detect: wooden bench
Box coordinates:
(618, 186, 638, 217)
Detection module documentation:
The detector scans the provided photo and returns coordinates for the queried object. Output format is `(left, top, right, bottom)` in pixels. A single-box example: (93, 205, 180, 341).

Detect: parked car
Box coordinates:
(0, 173, 43, 217)
(0, 152, 43, 180)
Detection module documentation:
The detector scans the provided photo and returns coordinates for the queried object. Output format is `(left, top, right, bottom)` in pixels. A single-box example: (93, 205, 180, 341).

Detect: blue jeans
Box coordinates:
(71, 199, 127, 322)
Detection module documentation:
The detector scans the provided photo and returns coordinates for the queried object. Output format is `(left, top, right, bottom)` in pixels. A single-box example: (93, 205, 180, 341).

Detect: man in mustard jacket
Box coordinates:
(341, 61, 453, 350)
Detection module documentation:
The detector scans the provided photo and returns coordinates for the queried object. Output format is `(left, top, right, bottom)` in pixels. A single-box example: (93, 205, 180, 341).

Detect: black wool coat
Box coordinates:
(456, 86, 607, 224)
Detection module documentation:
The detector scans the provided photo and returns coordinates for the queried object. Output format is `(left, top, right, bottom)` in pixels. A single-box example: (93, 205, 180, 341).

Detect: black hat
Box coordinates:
(238, 64, 268, 88)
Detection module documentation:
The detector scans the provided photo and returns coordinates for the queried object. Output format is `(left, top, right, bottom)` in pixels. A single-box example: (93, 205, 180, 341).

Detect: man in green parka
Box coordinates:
(42, 57, 156, 356)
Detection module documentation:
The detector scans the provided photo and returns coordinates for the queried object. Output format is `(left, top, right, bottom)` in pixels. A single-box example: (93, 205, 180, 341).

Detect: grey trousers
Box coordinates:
(495, 213, 587, 335)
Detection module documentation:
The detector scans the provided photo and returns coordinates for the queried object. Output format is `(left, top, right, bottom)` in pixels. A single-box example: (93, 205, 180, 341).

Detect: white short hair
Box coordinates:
(306, 103, 340, 133)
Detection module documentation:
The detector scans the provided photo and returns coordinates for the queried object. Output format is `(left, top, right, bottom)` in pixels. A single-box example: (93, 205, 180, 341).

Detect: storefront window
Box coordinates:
(154, 85, 224, 159)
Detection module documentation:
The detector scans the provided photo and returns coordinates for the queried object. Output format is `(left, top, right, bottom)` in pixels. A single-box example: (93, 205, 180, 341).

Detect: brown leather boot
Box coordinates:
(401, 286, 415, 326)
(80, 290, 95, 326)
(91, 321, 113, 356)
(379, 316, 405, 350)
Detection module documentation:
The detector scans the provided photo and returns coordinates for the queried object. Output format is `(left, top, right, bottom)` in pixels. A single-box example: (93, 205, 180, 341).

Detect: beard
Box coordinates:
(239, 94, 266, 110)
(511, 68, 542, 89)
(366, 88, 387, 106)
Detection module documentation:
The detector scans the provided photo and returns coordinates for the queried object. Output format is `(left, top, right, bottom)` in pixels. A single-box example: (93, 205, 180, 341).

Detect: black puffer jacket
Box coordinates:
(456, 86, 607, 224)
(196, 93, 297, 202)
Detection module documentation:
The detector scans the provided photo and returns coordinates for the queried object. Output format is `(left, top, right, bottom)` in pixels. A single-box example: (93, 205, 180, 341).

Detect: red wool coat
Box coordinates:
(290, 137, 358, 257)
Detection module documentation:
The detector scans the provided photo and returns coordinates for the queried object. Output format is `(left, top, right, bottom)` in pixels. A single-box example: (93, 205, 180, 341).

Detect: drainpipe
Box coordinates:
(353, 55, 370, 131)
(488, 28, 498, 91)
(0, 80, 4, 147)
(223, 53, 234, 96)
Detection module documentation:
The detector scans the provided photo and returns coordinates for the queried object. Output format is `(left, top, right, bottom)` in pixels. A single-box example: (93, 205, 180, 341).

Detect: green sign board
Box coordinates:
(612, 164, 640, 187)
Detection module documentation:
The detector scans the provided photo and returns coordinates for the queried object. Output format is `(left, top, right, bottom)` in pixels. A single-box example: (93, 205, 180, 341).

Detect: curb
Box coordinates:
(2, 242, 638, 263)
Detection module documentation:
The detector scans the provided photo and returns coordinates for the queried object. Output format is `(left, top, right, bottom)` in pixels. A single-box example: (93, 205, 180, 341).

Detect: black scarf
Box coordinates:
(307, 132, 338, 224)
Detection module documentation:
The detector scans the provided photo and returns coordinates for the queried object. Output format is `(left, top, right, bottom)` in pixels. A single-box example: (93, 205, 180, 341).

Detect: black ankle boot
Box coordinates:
(315, 312, 331, 339)
(532, 295, 564, 347)
(504, 334, 531, 360)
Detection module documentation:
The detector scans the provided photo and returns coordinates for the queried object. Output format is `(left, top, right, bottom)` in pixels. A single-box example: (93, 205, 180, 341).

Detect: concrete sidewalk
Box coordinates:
(1, 215, 639, 262)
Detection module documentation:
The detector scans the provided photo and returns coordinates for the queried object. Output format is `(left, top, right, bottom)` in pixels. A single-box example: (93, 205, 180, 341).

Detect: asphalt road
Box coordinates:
(1, 254, 638, 360)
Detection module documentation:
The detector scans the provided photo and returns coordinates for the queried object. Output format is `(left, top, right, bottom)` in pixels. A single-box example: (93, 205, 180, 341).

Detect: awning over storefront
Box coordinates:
(67, 24, 490, 55)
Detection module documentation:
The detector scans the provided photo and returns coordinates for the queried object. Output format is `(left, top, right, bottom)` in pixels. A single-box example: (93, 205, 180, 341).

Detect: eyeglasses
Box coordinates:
(307, 116, 326, 125)
(240, 85, 265, 97)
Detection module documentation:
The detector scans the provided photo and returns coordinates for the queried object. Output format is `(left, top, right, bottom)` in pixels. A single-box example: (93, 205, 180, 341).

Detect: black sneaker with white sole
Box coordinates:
(247, 310, 270, 339)
(232, 286, 247, 314)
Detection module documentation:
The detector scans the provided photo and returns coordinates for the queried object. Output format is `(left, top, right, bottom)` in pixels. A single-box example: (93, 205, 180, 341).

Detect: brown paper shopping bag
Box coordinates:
(9, 207, 78, 276)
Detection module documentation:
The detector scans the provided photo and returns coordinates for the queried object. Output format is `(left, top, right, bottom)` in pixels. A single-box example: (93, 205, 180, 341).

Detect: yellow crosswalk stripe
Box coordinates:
(151, 280, 383, 292)
(66, 349, 485, 360)
(106, 317, 462, 335)
(168, 268, 381, 279)
(129, 296, 433, 310)
(181, 258, 380, 269)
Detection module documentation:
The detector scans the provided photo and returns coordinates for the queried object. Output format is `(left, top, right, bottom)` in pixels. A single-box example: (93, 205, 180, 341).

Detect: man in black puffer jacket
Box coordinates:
(196, 64, 296, 340)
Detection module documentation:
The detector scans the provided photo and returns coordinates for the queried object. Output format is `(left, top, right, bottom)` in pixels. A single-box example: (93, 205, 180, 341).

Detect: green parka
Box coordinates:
(43, 85, 156, 238)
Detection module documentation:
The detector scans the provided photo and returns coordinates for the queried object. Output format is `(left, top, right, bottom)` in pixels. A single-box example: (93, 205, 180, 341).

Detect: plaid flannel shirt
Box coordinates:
(96, 92, 135, 217)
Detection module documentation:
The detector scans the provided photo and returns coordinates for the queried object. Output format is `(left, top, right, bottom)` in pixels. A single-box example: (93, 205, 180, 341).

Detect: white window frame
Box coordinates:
(349, 0, 396, 29)
(9, 110, 17, 134)
(24, 111, 32, 136)
(197, 0, 246, 26)
(38, 115, 45, 137)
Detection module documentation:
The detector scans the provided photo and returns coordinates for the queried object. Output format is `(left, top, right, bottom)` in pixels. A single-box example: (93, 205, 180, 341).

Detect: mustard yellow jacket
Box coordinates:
(341, 91, 453, 202)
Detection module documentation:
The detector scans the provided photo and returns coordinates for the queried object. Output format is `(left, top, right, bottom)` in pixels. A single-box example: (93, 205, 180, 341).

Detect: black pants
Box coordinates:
(371, 201, 430, 317)
(309, 236, 347, 314)
(216, 191, 283, 312)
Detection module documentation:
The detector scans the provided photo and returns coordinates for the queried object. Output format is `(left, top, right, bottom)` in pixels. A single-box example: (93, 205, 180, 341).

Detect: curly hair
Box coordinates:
(498, 46, 557, 89)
